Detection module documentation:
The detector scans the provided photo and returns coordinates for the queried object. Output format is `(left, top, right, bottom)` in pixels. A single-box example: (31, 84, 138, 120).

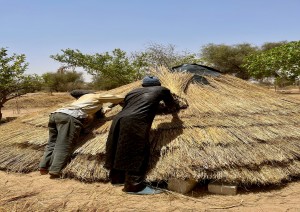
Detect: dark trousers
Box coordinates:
(109, 169, 146, 192)
(39, 113, 82, 174)
(109, 146, 149, 192)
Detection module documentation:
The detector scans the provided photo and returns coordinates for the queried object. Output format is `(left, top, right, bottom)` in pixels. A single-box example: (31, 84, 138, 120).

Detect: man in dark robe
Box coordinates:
(105, 76, 177, 194)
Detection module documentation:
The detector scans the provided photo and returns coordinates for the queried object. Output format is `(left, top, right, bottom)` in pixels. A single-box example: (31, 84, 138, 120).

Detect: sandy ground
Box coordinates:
(1, 92, 72, 121)
(2, 108, 46, 119)
(0, 171, 300, 211)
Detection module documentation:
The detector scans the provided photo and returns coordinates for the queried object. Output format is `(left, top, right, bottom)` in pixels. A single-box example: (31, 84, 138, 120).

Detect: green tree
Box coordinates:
(244, 41, 300, 81)
(42, 67, 84, 92)
(261, 41, 287, 51)
(130, 51, 150, 80)
(200, 43, 258, 79)
(51, 48, 138, 89)
(0, 48, 42, 121)
(51, 45, 201, 89)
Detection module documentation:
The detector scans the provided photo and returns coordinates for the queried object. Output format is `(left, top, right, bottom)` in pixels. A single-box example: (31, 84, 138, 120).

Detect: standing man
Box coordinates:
(105, 76, 179, 195)
(39, 92, 124, 178)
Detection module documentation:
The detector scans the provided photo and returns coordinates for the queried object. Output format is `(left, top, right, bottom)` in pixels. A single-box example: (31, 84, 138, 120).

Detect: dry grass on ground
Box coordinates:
(0, 171, 300, 211)
(1, 92, 73, 120)
(3, 92, 73, 109)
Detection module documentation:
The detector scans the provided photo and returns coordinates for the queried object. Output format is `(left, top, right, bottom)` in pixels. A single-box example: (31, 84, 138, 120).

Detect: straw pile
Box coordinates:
(1, 66, 300, 185)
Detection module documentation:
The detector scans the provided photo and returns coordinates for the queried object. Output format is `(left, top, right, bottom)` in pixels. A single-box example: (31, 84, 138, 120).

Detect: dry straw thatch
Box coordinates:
(0, 66, 300, 185)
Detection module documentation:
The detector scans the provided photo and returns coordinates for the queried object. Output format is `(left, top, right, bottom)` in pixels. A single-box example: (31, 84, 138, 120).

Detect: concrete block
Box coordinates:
(167, 178, 197, 194)
(208, 182, 237, 195)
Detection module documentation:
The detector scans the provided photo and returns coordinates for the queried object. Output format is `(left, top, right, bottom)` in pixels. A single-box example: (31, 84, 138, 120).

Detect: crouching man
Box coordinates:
(39, 92, 124, 179)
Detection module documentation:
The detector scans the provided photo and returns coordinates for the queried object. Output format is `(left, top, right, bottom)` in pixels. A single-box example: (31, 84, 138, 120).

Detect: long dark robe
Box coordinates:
(105, 86, 175, 172)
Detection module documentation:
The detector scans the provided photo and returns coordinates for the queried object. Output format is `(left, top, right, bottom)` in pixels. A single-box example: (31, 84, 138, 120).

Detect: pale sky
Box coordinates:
(1, 0, 299, 79)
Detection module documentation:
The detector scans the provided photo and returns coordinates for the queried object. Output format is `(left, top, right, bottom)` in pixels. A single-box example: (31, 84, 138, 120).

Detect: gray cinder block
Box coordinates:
(167, 178, 197, 194)
(208, 182, 237, 195)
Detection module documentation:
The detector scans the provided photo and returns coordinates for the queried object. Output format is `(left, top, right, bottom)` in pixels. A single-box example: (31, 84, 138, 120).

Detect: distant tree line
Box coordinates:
(49, 41, 299, 89)
(49, 44, 200, 90)
(1, 41, 300, 121)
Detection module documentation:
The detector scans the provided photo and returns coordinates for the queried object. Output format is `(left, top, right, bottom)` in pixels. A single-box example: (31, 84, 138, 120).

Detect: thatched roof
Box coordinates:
(1, 67, 300, 185)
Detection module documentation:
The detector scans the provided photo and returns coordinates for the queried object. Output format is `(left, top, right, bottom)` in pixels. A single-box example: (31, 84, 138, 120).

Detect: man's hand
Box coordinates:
(103, 107, 112, 113)
(174, 95, 188, 109)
